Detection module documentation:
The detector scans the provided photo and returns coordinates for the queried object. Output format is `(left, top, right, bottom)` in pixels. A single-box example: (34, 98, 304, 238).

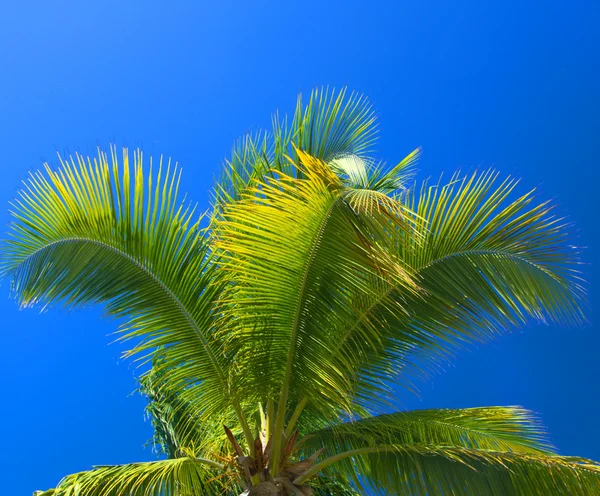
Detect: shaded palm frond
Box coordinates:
(311, 476, 361, 496)
(139, 363, 239, 460)
(299, 444, 600, 496)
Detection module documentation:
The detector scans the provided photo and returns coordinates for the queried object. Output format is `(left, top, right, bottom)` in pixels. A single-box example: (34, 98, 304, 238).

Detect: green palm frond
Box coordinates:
(140, 366, 207, 459)
(296, 406, 559, 492)
(48, 457, 233, 496)
(326, 169, 584, 405)
(298, 444, 600, 495)
(311, 476, 361, 496)
(214, 149, 416, 413)
(140, 364, 244, 462)
(395, 169, 585, 368)
(0, 147, 255, 444)
(43, 466, 361, 496)
(215, 148, 418, 475)
(301, 406, 554, 458)
(295, 407, 599, 494)
(214, 87, 378, 211)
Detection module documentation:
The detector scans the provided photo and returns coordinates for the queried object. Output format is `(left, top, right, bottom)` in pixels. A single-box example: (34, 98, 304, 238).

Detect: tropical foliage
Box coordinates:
(3, 88, 596, 495)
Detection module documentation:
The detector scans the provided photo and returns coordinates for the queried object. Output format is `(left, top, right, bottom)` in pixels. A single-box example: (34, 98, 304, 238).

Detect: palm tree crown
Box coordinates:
(3, 89, 596, 495)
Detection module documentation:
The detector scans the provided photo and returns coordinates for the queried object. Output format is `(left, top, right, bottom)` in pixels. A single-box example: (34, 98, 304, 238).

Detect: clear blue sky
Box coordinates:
(1, 1, 598, 493)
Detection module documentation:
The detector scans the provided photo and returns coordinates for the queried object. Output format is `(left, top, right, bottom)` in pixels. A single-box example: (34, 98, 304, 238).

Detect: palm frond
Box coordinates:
(213, 87, 378, 212)
(301, 406, 554, 458)
(49, 457, 233, 496)
(215, 149, 419, 475)
(0, 147, 254, 441)
(214, 150, 416, 417)
(297, 407, 597, 494)
(324, 170, 584, 406)
(298, 444, 600, 495)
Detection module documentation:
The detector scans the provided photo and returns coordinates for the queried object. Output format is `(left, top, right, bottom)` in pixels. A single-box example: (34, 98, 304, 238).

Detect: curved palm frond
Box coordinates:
(43, 466, 361, 496)
(295, 407, 599, 494)
(0, 147, 255, 443)
(300, 406, 554, 458)
(140, 364, 247, 464)
(325, 169, 584, 407)
(214, 150, 417, 405)
(297, 444, 600, 495)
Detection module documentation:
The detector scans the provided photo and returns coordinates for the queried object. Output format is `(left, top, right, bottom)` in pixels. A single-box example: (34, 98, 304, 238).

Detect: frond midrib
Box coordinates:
(272, 194, 343, 474)
(421, 247, 573, 286)
(329, 246, 576, 365)
(12, 235, 228, 386)
(311, 415, 548, 453)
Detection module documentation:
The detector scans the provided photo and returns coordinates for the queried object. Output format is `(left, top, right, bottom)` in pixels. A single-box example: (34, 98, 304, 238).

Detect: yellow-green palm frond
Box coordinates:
(0, 147, 239, 425)
(49, 457, 234, 496)
(296, 407, 599, 495)
(214, 149, 417, 420)
(396, 169, 585, 364)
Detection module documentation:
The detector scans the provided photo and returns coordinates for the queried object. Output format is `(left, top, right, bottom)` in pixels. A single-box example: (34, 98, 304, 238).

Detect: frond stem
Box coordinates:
(293, 447, 393, 485)
(284, 398, 308, 438)
(270, 196, 341, 477)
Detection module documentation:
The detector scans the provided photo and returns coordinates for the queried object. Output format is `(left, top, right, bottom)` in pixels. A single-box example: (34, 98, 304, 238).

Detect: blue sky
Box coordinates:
(1, 1, 598, 493)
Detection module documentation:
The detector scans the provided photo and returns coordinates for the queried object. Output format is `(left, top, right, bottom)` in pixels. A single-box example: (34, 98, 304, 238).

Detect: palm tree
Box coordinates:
(4, 89, 598, 496)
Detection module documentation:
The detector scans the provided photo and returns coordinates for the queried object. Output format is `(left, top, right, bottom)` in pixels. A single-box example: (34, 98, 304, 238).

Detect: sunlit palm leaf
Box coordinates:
(0, 147, 248, 431)
(214, 87, 378, 212)
(215, 148, 419, 475)
(49, 457, 232, 496)
(214, 150, 417, 417)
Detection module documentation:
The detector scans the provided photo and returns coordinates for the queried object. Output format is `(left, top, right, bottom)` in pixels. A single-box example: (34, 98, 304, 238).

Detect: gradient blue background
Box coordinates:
(1, 1, 598, 493)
